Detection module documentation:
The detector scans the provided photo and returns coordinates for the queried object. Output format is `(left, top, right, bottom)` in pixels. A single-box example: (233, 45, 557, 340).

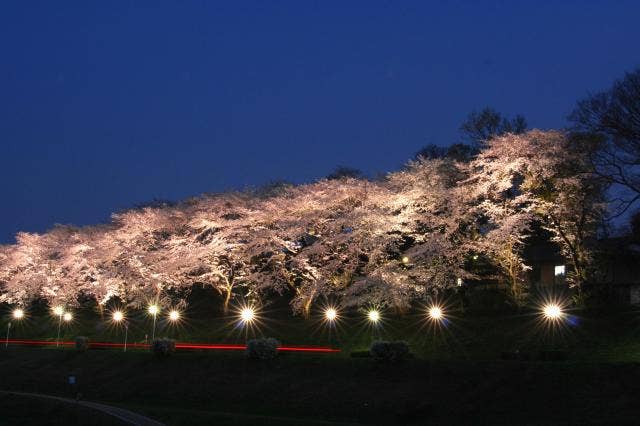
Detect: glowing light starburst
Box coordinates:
(169, 310, 181, 322)
(52, 306, 64, 316)
(367, 309, 380, 324)
(240, 307, 255, 324)
(112, 310, 124, 322)
(62, 312, 73, 322)
(148, 304, 159, 316)
(12, 308, 24, 320)
(542, 303, 563, 320)
(428, 306, 443, 321)
(325, 308, 338, 322)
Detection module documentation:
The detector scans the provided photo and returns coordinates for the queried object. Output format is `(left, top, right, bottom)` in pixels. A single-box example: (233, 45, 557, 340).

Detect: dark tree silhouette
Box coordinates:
(460, 107, 527, 145)
(415, 143, 476, 162)
(570, 68, 640, 214)
(326, 165, 364, 180)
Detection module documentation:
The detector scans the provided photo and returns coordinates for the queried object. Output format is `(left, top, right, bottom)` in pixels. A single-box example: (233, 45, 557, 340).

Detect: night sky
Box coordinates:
(2, 1, 639, 243)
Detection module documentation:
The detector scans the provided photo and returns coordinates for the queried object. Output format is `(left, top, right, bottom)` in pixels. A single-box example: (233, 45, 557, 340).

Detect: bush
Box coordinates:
(75, 336, 89, 352)
(246, 338, 280, 360)
(151, 338, 176, 357)
(370, 340, 411, 362)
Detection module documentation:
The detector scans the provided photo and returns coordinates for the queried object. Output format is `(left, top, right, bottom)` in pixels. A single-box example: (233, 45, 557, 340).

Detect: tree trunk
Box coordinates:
(222, 286, 232, 315)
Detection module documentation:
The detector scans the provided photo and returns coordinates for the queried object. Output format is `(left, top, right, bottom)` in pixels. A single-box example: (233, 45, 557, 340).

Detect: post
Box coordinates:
(5, 322, 11, 348)
(151, 314, 157, 342)
(124, 323, 128, 352)
(56, 315, 62, 348)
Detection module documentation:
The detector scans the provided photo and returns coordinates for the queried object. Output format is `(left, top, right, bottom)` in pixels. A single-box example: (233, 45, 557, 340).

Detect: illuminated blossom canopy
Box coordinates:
(0, 131, 604, 314)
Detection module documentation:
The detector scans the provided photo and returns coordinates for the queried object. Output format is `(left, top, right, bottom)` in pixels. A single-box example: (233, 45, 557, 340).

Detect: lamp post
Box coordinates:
(542, 303, 563, 321)
(4, 322, 10, 349)
(367, 309, 380, 340)
(112, 311, 127, 352)
(53, 306, 64, 347)
(428, 306, 444, 322)
(324, 307, 338, 345)
(240, 307, 254, 324)
(148, 304, 159, 341)
(168, 310, 180, 339)
(5, 308, 24, 348)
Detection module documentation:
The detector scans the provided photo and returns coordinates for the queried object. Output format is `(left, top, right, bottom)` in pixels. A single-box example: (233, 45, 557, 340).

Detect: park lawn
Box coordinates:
(0, 393, 123, 426)
(2, 303, 640, 424)
(1, 345, 640, 425)
(4, 303, 640, 362)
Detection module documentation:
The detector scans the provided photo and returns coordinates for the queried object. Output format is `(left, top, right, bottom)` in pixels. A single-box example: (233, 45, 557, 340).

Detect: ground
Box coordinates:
(1, 304, 640, 424)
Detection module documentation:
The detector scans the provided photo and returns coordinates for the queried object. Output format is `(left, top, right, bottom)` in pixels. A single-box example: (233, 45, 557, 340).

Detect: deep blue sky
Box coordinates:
(1, 1, 639, 243)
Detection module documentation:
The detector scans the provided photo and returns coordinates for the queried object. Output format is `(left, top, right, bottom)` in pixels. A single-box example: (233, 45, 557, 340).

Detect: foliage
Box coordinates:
(246, 338, 280, 360)
(0, 130, 607, 313)
(570, 67, 640, 214)
(460, 107, 527, 145)
(369, 340, 411, 362)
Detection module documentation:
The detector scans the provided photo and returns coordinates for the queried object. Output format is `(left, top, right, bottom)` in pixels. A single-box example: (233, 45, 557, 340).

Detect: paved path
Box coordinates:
(0, 390, 164, 426)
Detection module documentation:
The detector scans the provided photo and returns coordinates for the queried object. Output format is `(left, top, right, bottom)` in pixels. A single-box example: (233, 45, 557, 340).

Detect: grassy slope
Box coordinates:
(3, 301, 640, 362)
(1, 307, 640, 425)
(1, 349, 640, 425)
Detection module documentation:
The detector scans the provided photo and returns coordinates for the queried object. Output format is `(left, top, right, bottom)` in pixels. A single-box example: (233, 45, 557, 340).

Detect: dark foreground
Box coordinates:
(1, 348, 639, 425)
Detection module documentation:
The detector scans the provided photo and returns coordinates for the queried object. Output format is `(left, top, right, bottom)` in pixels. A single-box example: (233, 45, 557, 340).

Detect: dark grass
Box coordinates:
(2, 299, 640, 424)
(0, 393, 125, 426)
(1, 348, 640, 425)
(3, 300, 640, 362)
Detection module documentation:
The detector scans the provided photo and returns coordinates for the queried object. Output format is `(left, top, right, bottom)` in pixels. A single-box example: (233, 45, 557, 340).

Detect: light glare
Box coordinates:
(428, 306, 443, 320)
(368, 309, 380, 323)
(543, 304, 563, 320)
(325, 308, 337, 322)
(53, 306, 64, 316)
(112, 311, 124, 322)
(12, 308, 24, 320)
(169, 310, 180, 321)
(63, 312, 73, 322)
(240, 307, 255, 323)
(148, 304, 159, 315)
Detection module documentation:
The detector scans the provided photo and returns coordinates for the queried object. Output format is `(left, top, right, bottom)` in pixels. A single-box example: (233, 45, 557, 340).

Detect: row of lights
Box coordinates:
(5, 302, 566, 348)
(9, 303, 563, 324)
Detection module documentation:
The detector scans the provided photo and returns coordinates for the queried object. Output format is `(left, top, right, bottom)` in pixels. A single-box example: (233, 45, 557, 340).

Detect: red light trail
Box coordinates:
(4, 339, 340, 353)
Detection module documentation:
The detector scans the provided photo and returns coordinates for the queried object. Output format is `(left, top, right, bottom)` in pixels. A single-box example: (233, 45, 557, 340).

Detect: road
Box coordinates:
(0, 390, 164, 426)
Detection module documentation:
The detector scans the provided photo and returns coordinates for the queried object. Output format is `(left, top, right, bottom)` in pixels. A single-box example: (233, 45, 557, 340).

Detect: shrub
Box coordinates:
(151, 338, 176, 357)
(75, 336, 90, 352)
(246, 338, 280, 360)
(370, 340, 411, 362)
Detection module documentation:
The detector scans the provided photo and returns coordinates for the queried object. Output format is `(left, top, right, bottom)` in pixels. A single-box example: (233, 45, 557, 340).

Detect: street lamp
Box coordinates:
(148, 304, 159, 341)
(542, 303, 563, 321)
(5, 308, 25, 348)
(428, 306, 443, 321)
(240, 307, 255, 325)
(53, 305, 64, 347)
(367, 309, 380, 324)
(112, 310, 128, 352)
(169, 310, 180, 322)
(112, 310, 124, 322)
(325, 308, 338, 323)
